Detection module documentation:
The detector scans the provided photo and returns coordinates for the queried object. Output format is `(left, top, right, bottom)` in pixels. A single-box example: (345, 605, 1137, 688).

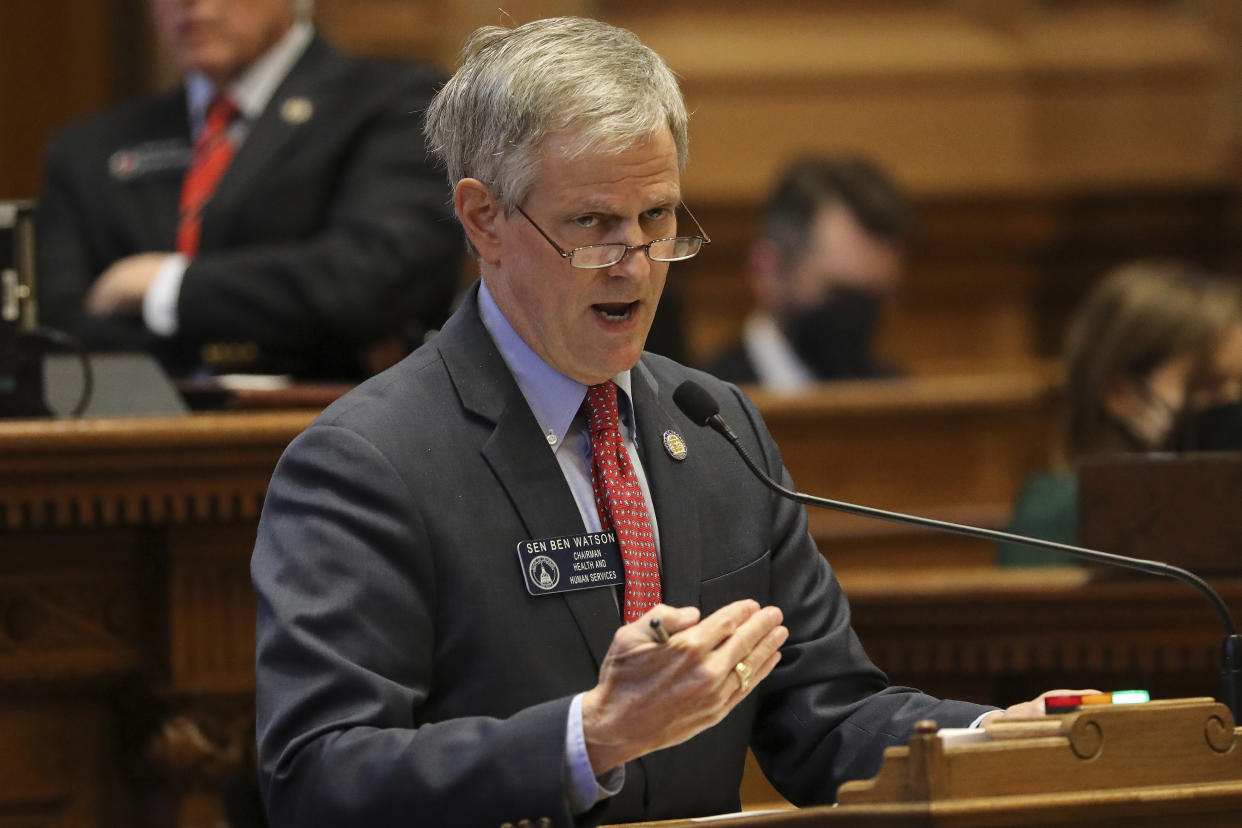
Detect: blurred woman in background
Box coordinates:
(998, 260, 1242, 565)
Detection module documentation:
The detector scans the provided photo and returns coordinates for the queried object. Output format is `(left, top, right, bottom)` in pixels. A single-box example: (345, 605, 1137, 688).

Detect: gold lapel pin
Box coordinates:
(280, 96, 314, 125)
(662, 429, 688, 461)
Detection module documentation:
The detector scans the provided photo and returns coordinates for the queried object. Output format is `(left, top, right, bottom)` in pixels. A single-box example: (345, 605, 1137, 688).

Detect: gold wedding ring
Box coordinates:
(733, 660, 754, 692)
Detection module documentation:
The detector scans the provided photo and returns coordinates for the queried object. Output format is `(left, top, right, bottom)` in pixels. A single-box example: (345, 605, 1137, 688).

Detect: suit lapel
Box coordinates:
(200, 37, 335, 249)
(440, 287, 621, 669)
(631, 359, 702, 610)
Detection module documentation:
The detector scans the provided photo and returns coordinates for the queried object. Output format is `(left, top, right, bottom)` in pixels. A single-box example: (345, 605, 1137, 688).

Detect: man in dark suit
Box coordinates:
(252, 17, 1051, 828)
(706, 156, 910, 390)
(36, 0, 462, 379)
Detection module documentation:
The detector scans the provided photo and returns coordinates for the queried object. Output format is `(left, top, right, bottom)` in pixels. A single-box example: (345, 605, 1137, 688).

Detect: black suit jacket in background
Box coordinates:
(36, 36, 463, 379)
(704, 340, 761, 385)
(251, 283, 991, 828)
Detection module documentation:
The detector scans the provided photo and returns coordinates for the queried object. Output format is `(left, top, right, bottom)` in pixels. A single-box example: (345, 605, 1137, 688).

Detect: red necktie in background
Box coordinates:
(586, 381, 663, 623)
(177, 95, 239, 257)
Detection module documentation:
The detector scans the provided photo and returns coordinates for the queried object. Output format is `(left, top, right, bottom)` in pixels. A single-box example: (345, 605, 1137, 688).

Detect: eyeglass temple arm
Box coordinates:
(681, 203, 711, 244)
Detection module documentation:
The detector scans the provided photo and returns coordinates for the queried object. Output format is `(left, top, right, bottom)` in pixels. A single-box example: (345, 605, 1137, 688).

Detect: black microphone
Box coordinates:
(672, 379, 1242, 721)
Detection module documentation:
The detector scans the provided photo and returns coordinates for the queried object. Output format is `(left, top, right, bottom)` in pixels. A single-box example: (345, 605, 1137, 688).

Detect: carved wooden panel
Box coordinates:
(0, 701, 129, 827)
(166, 524, 259, 694)
(0, 412, 311, 828)
(0, 539, 142, 685)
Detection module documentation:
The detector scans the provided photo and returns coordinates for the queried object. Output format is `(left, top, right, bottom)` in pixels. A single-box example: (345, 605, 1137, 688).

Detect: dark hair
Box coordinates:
(1064, 260, 1242, 460)
(759, 156, 914, 261)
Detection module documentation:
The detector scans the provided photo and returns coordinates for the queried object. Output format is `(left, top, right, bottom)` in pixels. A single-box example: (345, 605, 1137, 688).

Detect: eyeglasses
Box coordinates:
(515, 204, 711, 269)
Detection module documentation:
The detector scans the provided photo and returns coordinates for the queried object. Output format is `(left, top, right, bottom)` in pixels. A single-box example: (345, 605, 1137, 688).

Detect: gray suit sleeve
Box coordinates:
(253, 424, 577, 828)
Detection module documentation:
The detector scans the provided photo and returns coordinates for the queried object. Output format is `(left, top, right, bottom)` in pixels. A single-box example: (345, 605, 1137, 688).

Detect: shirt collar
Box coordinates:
(477, 280, 636, 452)
(185, 20, 314, 133)
(742, 310, 815, 392)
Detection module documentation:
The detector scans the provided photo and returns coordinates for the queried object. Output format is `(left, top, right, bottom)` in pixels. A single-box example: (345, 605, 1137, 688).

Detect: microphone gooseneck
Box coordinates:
(672, 380, 1242, 721)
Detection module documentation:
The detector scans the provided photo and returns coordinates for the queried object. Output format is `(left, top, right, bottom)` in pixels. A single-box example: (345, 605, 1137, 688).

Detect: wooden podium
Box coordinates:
(608, 699, 1242, 827)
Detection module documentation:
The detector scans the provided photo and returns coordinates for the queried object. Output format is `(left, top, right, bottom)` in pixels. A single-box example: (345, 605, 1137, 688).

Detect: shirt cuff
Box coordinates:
(142, 253, 188, 336)
(969, 709, 1004, 728)
(565, 692, 624, 814)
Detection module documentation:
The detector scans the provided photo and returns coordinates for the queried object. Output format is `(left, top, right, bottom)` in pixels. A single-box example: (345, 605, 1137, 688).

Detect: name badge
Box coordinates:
(108, 140, 191, 181)
(516, 530, 623, 596)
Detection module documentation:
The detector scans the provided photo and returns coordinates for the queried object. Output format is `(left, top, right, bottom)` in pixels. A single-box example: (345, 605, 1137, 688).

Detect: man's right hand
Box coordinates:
(580, 599, 788, 776)
(85, 253, 171, 317)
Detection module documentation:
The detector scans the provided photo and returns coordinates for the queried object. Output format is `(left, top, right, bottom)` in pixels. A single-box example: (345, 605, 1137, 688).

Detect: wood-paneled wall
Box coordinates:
(5, 1, 1242, 368)
(0, 0, 153, 199)
(322, 0, 1242, 368)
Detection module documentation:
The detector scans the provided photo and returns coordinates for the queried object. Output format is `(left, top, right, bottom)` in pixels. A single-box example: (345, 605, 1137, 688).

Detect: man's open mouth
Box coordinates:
(593, 301, 638, 322)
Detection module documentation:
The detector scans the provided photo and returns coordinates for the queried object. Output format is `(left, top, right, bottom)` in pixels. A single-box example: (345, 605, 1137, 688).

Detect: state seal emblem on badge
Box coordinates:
(662, 429, 687, 461)
(528, 555, 560, 590)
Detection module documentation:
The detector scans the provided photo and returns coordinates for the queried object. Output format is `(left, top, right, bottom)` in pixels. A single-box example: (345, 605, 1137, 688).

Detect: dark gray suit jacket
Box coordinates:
(36, 35, 462, 379)
(252, 285, 990, 827)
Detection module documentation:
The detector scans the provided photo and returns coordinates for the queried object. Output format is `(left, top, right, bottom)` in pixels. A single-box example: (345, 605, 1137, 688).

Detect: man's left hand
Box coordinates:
(981, 689, 1103, 723)
(86, 253, 171, 317)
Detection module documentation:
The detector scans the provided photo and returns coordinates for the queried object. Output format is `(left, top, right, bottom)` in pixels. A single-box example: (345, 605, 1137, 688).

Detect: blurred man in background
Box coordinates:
(36, 0, 462, 380)
(707, 156, 911, 390)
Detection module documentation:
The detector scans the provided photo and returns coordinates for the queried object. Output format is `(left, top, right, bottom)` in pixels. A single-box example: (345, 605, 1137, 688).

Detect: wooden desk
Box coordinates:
(742, 567, 1242, 812)
(752, 369, 1059, 568)
(841, 567, 1242, 704)
(0, 412, 312, 827)
(0, 382, 1185, 827)
(620, 701, 1242, 826)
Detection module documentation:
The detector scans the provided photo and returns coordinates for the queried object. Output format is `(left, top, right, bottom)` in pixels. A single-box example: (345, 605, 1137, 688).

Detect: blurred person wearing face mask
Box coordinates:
(705, 156, 911, 390)
(35, 0, 461, 380)
(998, 260, 1242, 566)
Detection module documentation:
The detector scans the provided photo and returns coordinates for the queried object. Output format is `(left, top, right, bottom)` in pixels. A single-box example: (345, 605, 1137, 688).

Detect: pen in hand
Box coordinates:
(649, 616, 670, 644)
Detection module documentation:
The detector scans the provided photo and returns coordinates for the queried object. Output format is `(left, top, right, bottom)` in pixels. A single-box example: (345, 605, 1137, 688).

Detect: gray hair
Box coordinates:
(424, 17, 689, 213)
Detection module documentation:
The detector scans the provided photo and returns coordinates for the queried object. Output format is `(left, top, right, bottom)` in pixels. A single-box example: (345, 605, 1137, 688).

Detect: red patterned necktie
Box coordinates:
(177, 95, 239, 257)
(585, 381, 662, 622)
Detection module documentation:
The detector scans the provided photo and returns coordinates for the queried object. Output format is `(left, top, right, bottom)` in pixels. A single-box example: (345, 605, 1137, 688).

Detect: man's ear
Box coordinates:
(455, 178, 504, 265)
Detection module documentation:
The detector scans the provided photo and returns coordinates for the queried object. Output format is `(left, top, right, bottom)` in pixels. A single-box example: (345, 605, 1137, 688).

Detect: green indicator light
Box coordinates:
(1111, 690, 1150, 704)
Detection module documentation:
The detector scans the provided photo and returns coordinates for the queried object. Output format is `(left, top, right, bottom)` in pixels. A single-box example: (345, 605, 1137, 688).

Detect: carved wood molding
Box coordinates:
(842, 568, 1242, 687)
(0, 413, 313, 531)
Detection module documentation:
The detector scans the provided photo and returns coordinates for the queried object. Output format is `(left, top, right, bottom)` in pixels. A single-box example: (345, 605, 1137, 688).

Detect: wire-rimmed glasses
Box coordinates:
(515, 204, 711, 269)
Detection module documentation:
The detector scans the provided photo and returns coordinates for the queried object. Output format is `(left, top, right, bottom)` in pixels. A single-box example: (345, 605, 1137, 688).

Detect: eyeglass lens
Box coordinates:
(572, 237, 703, 268)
